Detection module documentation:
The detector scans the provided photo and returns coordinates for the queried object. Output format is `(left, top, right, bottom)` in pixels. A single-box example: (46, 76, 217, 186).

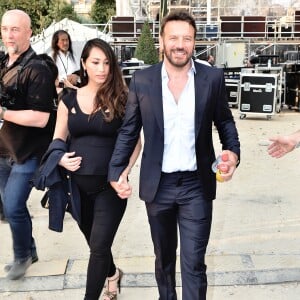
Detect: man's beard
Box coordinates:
(6, 45, 19, 55)
(163, 48, 192, 68)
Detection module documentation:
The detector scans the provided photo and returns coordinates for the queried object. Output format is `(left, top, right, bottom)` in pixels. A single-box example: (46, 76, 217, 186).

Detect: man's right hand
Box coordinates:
(268, 135, 298, 158)
(110, 174, 132, 199)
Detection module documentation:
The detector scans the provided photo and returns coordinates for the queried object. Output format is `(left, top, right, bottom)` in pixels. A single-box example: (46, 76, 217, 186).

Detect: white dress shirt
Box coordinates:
(54, 50, 80, 81)
(161, 60, 197, 173)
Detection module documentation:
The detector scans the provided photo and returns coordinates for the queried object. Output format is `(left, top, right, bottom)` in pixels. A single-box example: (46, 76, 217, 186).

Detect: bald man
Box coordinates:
(0, 10, 56, 280)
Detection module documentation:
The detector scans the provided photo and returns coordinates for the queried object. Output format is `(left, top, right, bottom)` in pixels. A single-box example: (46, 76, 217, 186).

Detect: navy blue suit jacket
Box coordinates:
(33, 139, 81, 232)
(108, 61, 240, 202)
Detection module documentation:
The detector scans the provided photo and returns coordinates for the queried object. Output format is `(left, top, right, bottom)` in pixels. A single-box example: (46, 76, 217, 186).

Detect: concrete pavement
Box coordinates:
(0, 108, 300, 299)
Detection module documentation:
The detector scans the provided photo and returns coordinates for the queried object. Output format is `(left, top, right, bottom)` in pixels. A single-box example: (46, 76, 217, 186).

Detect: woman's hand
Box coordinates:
(66, 74, 79, 86)
(63, 78, 78, 90)
(59, 151, 82, 171)
(110, 173, 132, 199)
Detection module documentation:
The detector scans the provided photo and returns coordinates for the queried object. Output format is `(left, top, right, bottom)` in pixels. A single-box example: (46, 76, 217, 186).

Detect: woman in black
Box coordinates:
(52, 38, 141, 300)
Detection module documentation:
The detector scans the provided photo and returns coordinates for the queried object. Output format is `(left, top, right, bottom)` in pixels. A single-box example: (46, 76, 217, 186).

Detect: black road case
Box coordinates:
(238, 73, 280, 119)
(225, 78, 239, 107)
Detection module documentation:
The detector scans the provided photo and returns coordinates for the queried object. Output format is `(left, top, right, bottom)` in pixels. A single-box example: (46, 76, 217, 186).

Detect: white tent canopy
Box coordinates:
(31, 18, 111, 59)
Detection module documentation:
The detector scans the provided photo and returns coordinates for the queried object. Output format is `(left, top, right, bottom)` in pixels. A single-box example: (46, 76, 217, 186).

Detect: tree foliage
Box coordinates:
(0, 0, 79, 35)
(134, 21, 159, 65)
(90, 0, 115, 24)
(47, 0, 80, 25)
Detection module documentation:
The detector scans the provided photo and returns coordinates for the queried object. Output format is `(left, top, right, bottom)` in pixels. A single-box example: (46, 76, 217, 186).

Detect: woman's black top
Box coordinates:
(62, 89, 123, 176)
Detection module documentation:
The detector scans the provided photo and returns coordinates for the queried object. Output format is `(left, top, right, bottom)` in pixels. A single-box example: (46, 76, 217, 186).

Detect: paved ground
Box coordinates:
(0, 107, 300, 299)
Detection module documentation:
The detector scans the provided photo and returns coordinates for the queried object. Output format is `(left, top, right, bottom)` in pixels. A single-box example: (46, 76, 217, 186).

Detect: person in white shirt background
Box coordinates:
(50, 30, 80, 89)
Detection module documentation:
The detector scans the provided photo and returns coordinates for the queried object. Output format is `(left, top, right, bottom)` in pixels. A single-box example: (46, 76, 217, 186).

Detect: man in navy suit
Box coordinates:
(108, 11, 240, 300)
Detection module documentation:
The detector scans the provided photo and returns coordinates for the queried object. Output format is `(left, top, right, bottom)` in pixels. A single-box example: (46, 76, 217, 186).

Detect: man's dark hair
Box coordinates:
(51, 30, 75, 63)
(160, 11, 196, 38)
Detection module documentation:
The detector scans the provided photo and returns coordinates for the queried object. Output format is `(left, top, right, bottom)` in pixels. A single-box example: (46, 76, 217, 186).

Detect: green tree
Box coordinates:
(90, 0, 115, 24)
(47, 0, 80, 24)
(134, 21, 158, 65)
(0, 0, 49, 34)
(0, 0, 79, 35)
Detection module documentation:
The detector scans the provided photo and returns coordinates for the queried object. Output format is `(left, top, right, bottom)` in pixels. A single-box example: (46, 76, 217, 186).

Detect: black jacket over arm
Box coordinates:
(32, 138, 81, 232)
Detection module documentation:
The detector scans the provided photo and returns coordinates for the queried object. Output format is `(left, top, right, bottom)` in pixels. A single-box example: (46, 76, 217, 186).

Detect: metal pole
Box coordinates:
(207, 0, 211, 25)
(160, 0, 168, 24)
(159, 0, 168, 61)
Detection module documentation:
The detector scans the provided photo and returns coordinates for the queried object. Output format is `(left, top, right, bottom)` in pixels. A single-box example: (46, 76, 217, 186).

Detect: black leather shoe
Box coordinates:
(6, 257, 32, 280)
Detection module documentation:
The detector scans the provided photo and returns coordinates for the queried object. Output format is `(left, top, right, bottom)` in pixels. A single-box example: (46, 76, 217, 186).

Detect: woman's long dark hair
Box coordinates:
(80, 38, 127, 122)
(51, 30, 75, 63)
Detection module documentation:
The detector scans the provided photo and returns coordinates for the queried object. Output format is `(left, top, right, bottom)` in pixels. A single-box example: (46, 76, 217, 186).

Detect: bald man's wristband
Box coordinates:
(295, 141, 300, 149)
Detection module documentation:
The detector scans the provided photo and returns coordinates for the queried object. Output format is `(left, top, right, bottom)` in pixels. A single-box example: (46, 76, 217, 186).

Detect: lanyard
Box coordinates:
(58, 54, 68, 76)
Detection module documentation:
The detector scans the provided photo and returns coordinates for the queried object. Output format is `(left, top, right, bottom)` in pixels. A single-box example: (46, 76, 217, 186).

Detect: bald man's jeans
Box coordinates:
(0, 156, 38, 261)
(146, 171, 212, 300)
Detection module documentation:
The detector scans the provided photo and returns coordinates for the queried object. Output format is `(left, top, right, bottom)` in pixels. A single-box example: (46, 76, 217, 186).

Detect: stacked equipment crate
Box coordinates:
(238, 65, 284, 119)
(224, 67, 241, 108)
(238, 73, 281, 120)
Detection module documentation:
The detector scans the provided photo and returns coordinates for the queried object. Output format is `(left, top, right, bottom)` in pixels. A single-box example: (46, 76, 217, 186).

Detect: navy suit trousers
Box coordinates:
(146, 171, 213, 300)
